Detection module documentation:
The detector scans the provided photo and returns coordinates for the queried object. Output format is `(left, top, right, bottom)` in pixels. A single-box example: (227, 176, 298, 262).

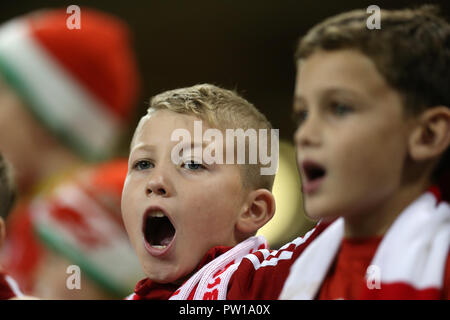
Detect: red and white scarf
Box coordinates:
(279, 191, 450, 299)
(169, 236, 267, 300)
(0, 272, 24, 300)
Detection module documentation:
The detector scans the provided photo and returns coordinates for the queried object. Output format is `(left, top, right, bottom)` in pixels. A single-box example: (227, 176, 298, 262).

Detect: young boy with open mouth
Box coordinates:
(282, 5, 450, 299)
(122, 84, 278, 299)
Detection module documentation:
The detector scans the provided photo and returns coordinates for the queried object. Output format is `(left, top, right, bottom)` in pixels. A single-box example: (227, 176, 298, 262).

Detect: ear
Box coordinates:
(235, 189, 276, 240)
(409, 106, 450, 162)
(0, 217, 5, 249)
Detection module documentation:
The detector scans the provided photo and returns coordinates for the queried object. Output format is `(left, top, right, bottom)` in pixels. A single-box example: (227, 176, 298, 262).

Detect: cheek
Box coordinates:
(121, 179, 142, 235)
(122, 175, 145, 207)
(121, 181, 132, 218)
(332, 123, 407, 190)
(181, 185, 238, 235)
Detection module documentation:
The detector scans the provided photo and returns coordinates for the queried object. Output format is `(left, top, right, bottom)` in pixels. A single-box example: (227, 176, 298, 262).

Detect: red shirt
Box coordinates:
(317, 237, 450, 300)
(317, 237, 382, 300)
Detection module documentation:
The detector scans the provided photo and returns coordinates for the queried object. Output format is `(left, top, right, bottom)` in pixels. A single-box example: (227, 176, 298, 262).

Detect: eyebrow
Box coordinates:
(130, 144, 157, 155)
(322, 87, 361, 98)
(293, 95, 306, 104)
(130, 140, 209, 155)
(175, 141, 209, 151)
(133, 143, 156, 151)
(293, 95, 307, 112)
(294, 87, 363, 106)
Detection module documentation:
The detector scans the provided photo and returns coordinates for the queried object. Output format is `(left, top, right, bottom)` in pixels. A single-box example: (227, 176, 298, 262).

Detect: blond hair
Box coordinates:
(147, 83, 275, 191)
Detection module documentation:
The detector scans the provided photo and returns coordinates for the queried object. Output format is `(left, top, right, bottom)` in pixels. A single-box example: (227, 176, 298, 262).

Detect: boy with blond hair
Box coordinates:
(123, 83, 278, 299)
(223, 5, 450, 300)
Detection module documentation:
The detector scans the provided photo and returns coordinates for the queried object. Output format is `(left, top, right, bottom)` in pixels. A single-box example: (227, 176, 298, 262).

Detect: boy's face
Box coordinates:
(0, 76, 75, 191)
(122, 109, 247, 284)
(294, 49, 415, 221)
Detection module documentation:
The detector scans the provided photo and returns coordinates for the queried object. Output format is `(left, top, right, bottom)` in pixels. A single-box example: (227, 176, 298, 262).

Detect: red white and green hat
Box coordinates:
(0, 8, 140, 161)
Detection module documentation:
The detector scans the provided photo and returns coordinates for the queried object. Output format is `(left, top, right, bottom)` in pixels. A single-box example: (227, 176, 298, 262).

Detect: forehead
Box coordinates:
(130, 109, 214, 148)
(296, 49, 391, 99)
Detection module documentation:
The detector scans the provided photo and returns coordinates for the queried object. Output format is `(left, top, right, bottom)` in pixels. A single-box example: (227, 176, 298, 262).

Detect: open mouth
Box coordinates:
(143, 209, 176, 250)
(301, 160, 326, 194)
(302, 161, 326, 182)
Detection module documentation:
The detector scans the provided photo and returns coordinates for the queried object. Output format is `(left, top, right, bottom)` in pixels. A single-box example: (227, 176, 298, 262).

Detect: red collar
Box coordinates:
(133, 245, 232, 300)
(428, 185, 442, 203)
(437, 169, 449, 202)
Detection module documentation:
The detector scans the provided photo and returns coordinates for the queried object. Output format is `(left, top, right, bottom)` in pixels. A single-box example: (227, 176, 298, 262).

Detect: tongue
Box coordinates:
(160, 237, 172, 246)
(149, 217, 175, 246)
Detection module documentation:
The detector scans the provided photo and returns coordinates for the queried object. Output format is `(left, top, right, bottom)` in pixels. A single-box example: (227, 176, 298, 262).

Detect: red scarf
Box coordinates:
(128, 246, 232, 300)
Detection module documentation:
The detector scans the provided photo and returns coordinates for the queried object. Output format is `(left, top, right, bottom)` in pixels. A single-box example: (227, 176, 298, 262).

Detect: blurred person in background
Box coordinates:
(0, 153, 24, 299)
(0, 8, 143, 299)
(7, 159, 144, 299)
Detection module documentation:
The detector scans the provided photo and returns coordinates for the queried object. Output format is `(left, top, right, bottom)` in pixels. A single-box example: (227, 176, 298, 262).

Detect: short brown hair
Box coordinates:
(146, 83, 276, 191)
(0, 154, 16, 219)
(296, 5, 450, 180)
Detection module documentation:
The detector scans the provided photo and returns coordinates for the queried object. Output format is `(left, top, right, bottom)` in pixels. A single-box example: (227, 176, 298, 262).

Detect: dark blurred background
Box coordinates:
(2, 0, 448, 144)
(1, 0, 449, 247)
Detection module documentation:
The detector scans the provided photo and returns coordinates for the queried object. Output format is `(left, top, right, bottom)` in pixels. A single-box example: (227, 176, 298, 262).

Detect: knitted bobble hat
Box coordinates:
(0, 8, 140, 161)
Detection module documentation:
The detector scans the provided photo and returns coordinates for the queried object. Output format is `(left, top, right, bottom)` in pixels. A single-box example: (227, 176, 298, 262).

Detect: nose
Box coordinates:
(146, 171, 172, 197)
(294, 111, 322, 149)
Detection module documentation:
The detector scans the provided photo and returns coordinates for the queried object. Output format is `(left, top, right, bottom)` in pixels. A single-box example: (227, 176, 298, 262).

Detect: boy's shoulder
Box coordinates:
(227, 222, 328, 299)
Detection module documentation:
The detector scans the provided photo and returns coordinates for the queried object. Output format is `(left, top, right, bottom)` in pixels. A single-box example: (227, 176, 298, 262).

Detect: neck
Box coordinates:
(343, 180, 431, 238)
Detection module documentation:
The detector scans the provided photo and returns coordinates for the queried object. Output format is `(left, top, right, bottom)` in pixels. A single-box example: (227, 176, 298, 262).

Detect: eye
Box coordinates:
(132, 159, 153, 171)
(331, 102, 353, 116)
(182, 160, 205, 171)
(292, 109, 308, 126)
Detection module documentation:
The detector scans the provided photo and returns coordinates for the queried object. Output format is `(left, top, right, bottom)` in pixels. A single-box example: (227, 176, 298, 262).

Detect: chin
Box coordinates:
(145, 267, 176, 284)
(143, 260, 186, 284)
(305, 201, 340, 222)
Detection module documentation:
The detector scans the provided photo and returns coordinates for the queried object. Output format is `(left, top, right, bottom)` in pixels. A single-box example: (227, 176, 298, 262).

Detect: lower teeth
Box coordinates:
(151, 245, 167, 249)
